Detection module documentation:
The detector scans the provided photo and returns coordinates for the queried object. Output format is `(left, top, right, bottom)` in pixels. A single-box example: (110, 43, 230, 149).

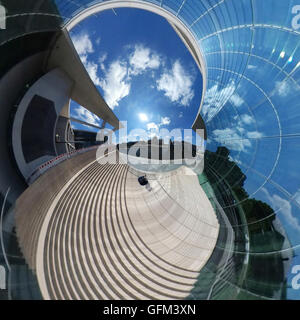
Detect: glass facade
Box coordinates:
(1, 0, 300, 300)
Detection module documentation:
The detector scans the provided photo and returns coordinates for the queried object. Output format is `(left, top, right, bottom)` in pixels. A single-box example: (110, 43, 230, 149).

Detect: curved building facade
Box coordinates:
(1, 0, 300, 300)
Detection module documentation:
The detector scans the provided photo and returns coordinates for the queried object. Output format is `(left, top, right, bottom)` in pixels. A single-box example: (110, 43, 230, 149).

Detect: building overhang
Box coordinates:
(44, 29, 122, 130)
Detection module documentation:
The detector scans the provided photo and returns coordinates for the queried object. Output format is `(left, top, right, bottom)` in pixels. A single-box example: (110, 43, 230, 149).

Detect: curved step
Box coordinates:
(16, 151, 219, 300)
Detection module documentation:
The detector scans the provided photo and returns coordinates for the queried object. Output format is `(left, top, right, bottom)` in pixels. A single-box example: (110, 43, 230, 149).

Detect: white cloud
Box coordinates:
(71, 38, 195, 112)
(160, 116, 171, 126)
(72, 33, 94, 57)
(229, 94, 244, 107)
(293, 189, 300, 207)
(212, 128, 252, 152)
(71, 32, 102, 87)
(234, 114, 255, 127)
(73, 105, 101, 126)
(274, 81, 289, 97)
(246, 131, 263, 139)
(156, 60, 195, 107)
(261, 188, 300, 231)
(211, 114, 263, 152)
(147, 117, 171, 130)
(240, 114, 255, 125)
(247, 64, 257, 70)
(71, 121, 92, 131)
(236, 126, 245, 133)
(85, 61, 101, 86)
(201, 80, 244, 122)
(71, 41, 166, 110)
(100, 60, 131, 109)
(99, 54, 107, 64)
(229, 155, 243, 166)
(273, 80, 296, 97)
(147, 122, 159, 131)
(99, 53, 107, 71)
(129, 45, 160, 76)
(146, 116, 171, 139)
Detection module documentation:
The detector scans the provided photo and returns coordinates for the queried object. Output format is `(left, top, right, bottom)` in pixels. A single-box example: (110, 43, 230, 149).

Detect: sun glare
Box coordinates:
(139, 113, 148, 122)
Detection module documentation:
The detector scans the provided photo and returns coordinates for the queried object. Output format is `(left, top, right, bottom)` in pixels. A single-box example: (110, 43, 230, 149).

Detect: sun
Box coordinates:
(139, 113, 148, 122)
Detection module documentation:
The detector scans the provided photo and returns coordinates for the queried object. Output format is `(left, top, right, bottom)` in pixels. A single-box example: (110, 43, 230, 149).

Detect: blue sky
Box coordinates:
(69, 8, 203, 143)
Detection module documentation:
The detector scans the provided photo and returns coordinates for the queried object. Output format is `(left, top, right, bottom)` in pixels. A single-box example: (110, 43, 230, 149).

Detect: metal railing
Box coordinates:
(26, 145, 98, 185)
